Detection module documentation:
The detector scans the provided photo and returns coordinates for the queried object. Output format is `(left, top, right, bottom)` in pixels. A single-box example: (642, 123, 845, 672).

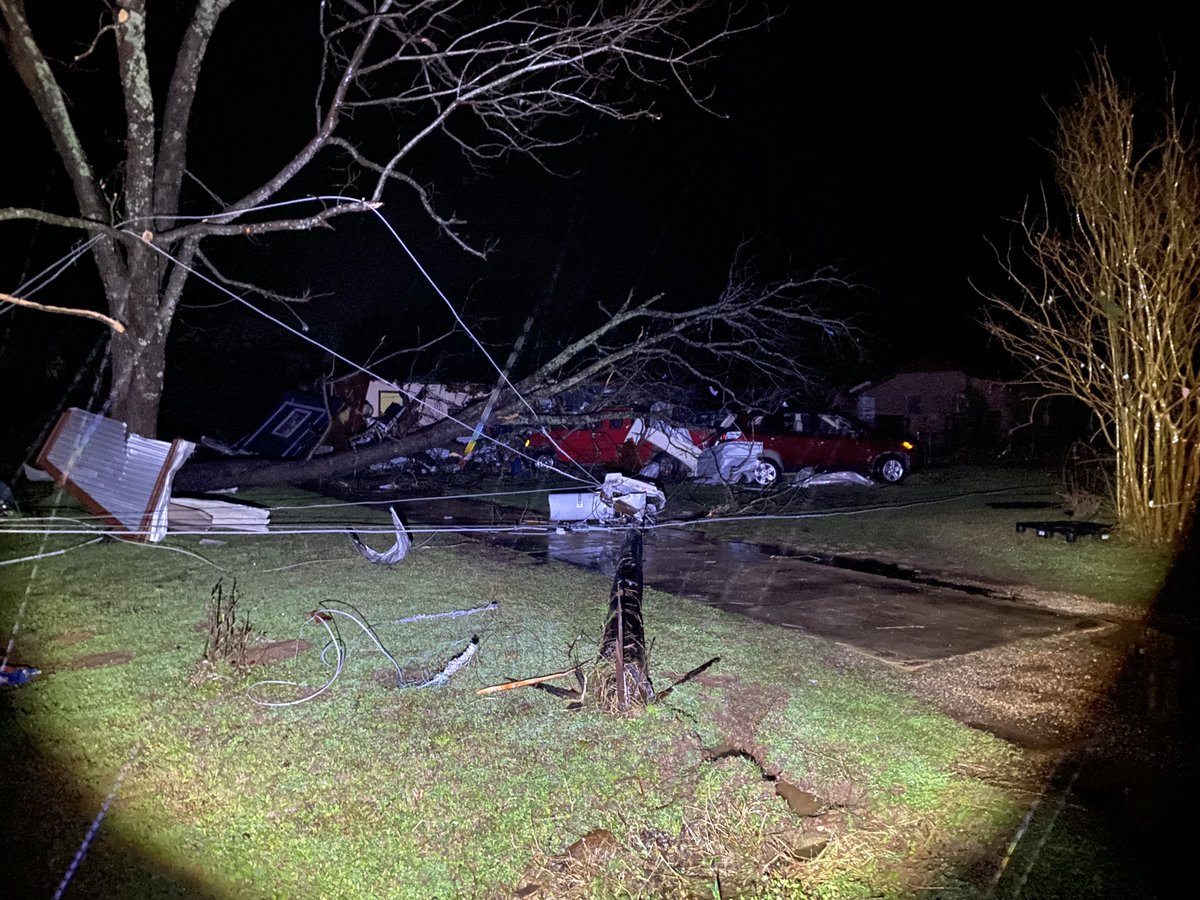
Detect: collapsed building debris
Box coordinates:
(232, 391, 332, 459)
(169, 496, 271, 533)
(37, 407, 195, 543)
(692, 439, 767, 484)
(547, 473, 665, 525)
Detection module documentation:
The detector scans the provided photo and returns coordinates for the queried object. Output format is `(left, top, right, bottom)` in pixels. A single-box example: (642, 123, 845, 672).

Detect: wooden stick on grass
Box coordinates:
(476, 667, 580, 696)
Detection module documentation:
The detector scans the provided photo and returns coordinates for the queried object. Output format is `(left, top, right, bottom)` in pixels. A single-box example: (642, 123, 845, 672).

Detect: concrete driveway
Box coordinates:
(399, 497, 1105, 669)
(496, 526, 1104, 669)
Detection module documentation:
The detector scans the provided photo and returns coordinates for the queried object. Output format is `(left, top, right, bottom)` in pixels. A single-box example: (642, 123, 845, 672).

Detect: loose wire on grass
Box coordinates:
(261, 556, 360, 573)
(0, 535, 105, 568)
(247, 610, 348, 707)
(112, 535, 227, 571)
(246, 602, 495, 707)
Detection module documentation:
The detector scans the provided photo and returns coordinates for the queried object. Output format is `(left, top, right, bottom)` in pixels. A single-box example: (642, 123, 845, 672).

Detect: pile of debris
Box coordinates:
(198, 374, 490, 467)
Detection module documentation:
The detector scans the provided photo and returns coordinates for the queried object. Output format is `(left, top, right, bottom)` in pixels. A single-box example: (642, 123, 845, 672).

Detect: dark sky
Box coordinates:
(274, 5, 1200, 380)
(4, 3, 1200, 442)
(496, 7, 1200, 370)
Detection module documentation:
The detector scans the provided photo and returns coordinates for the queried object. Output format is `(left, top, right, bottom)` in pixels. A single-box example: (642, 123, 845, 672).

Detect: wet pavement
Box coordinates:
(398, 497, 1106, 669)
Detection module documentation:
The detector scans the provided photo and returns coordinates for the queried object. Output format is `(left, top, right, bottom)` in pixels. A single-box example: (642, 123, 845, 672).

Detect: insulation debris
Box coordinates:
(348, 506, 411, 564)
(169, 496, 271, 533)
(410, 636, 479, 688)
(548, 473, 665, 525)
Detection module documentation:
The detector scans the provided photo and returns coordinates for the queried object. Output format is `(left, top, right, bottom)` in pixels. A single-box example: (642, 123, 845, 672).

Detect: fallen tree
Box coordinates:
(175, 261, 858, 491)
(1, 0, 760, 437)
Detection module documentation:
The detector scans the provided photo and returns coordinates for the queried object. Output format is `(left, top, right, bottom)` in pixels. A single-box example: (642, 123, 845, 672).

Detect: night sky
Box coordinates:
(3, 3, 1199, 447)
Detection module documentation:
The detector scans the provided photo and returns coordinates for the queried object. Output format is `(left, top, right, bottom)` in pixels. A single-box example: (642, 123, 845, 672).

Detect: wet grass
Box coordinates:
(1, 487, 1026, 898)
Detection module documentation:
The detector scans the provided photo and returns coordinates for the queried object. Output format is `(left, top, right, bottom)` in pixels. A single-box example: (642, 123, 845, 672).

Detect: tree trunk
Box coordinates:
(103, 260, 169, 437)
(108, 324, 167, 438)
(173, 405, 487, 491)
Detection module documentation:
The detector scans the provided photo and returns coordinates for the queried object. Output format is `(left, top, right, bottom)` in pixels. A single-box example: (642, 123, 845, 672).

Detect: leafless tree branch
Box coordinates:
(177, 249, 858, 490)
(3, 0, 758, 435)
(982, 52, 1200, 544)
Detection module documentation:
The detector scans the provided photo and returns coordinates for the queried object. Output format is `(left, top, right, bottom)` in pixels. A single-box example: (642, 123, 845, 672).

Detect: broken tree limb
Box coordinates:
(476, 667, 582, 697)
(1, 291, 126, 333)
(655, 656, 721, 701)
(348, 506, 411, 565)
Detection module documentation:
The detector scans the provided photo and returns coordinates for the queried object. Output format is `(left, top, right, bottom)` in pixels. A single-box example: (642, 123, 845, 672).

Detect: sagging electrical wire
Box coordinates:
(126, 199, 601, 487)
(0, 486, 1040, 543)
(128, 194, 596, 486)
(9, 484, 561, 527)
(268, 485, 565, 511)
(52, 743, 143, 900)
(2, 233, 105, 318)
(0, 522, 558, 539)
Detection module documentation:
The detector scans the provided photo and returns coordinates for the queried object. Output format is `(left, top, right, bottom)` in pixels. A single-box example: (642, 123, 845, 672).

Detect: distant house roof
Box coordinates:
(850, 357, 1012, 392)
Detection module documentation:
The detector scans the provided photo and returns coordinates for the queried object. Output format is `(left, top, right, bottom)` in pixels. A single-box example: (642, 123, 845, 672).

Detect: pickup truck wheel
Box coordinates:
(750, 457, 783, 488)
(875, 455, 908, 484)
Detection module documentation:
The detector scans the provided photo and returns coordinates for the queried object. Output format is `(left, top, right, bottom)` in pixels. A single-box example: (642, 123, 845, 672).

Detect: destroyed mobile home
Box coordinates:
(24, 385, 907, 549)
(197, 375, 493, 469)
(191, 372, 747, 482)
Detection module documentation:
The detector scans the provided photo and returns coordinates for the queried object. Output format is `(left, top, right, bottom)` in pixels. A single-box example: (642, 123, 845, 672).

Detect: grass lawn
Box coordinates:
(1, 462, 1173, 898)
(0, 483, 1034, 899)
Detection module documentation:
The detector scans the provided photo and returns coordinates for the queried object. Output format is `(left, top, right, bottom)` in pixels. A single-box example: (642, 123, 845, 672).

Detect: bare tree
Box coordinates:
(175, 257, 856, 490)
(984, 54, 1200, 545)
(0, 0, 756, 437)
